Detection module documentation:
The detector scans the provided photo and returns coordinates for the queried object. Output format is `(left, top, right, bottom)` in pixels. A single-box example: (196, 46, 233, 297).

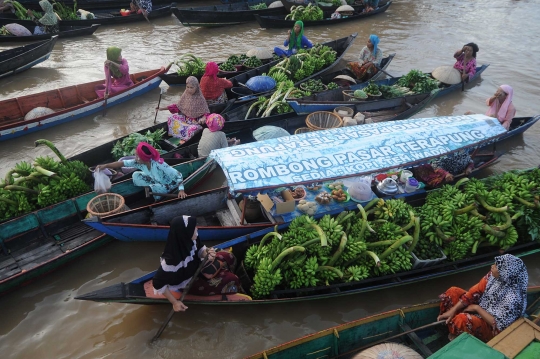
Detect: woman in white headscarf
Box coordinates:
(486, 85, 516, 131)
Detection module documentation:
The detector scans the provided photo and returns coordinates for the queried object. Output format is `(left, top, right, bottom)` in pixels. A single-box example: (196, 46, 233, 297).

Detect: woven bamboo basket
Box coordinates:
(342, 89, 367, 101)
(294, 127, 314, 135)
(86, 193, 128, 218)
(306, 111, 343, 131)
(333, 106, 354, 119)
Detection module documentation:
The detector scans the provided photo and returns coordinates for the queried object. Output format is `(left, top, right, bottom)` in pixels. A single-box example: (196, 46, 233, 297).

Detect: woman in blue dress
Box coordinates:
(274, 20, 313, 58)
(95, 142, 186, 201)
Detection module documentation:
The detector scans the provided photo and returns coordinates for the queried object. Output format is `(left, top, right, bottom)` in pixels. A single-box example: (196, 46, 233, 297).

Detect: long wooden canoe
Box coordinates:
(281, 0, 391, 13)
(243, 287, 540, 358)
(0, 21, 100, 42)
(172, 0, 286, 27)
(0, 67, 167, 142)
(10, 0, 176, 11)
(287, 64, 489, 114)
(0, 35, 58, 78)
(0, 156, 210, 296)
(255, 1, 392, 29)
(74, 207, 540, 306)
(58, 4, 173, 26)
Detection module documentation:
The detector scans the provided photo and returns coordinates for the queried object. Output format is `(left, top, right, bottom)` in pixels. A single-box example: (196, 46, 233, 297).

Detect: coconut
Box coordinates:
(4, 23, 32, 37)
(432, 65, 462, 85)
(268, 1, 284, 8)
(24, 107, 55, 121)
(246, 47, 273, 60)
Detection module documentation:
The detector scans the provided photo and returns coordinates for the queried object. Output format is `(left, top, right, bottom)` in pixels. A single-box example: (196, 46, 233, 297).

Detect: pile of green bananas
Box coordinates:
(0, 140, 91, 221)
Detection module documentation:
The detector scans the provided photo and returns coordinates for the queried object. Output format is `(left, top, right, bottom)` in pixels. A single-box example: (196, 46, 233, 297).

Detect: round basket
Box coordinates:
(367, 91, 383, 99)
(86, 193, 127, 218)
(294, 127, 314, 135)
(342, 90, 367, 102)
(306, 111, 343, 131)
(333, 106, 354, 119)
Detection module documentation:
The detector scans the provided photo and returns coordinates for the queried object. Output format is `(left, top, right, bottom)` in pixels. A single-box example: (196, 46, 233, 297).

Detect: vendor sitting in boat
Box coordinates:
(453, 42, 479, 82)
(413, 150, 474, 188)
(274, 21, 313, 58)
(363, 0, 379, 12)
(95, 47, 134, 99)
(130, 0, 152, 16)
(347, 34, 383, 81)
(95, 142, 186, 201)
(437, 254, 528, 342)
(465, 85, 516, 131)
(26, 0, 59, 35)
(152, 216, 242, 312)
(197, 114, 239, 157)
(200, 62, 233, 105)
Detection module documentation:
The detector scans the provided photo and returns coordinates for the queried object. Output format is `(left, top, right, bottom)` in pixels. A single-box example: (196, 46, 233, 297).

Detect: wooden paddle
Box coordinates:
(151, 254, 210, 343)
(102, 92, 108, 117)
(338, 320, 446, 358)
(374, 64, 396, 79)
(154, 87, 164, 124)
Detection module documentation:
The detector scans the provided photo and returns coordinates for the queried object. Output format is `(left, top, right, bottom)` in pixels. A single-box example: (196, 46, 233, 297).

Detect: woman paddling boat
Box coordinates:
(95, 47, 134, 100)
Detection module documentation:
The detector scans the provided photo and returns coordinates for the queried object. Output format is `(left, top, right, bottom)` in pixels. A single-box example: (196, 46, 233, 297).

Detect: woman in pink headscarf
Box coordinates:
(200, 62, 233, 105)
(486, 85, 516, 130)
(95, 142, 186, 201)
(197, 114, 240, 157)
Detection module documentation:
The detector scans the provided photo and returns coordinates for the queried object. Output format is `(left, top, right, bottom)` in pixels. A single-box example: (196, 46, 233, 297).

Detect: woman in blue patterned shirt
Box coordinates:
(96, 142, 185, 201)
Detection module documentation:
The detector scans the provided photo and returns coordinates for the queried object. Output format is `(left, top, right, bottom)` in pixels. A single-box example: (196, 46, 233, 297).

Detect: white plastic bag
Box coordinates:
(94, 169, 111, 194)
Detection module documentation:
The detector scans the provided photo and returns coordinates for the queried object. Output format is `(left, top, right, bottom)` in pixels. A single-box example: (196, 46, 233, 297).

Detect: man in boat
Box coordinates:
(95, 142, 186, 201)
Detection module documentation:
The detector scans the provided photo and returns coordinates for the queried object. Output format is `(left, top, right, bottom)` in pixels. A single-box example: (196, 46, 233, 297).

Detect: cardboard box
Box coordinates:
(257, 190, 296, 215)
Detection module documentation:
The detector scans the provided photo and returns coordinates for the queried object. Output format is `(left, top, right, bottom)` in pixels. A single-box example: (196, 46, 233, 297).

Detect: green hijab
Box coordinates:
(288, 20, 304, 50)
(106, 47, 123, 78)
(38, 0, 58, 26)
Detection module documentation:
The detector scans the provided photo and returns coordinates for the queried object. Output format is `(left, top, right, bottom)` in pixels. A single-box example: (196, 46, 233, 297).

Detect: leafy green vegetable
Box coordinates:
(111, 129, 166, 160)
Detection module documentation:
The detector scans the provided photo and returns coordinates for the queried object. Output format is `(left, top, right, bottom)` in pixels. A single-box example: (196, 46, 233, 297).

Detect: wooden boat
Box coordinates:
(0, 156, 210, 296)
(0, 20, 100, 42)
(255, 1, 392, 29)
(242, 287, 540, 358)
(287, 64, 489, 114)
(172, 0, 286, 27)
(222, 90, 437, 133)
(57, 4, 173, 26)
(0, 67, 167, 142)
(81, 114, 508, 244)
(74, 215, 540, 305)
(281, 0, 391, 13)
(224, 33, 358, 107)
(12, 0, 176, 11)
(0, 35, 57, 78)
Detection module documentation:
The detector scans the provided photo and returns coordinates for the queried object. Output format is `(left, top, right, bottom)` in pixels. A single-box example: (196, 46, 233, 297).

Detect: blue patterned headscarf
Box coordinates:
(369, 34, 380, 56)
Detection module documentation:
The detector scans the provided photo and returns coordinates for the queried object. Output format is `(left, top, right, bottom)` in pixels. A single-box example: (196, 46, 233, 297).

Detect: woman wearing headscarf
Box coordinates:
(152, 216, 241, 312)
(437, 254, 528, 342)
(26, 0, 59, 35)
(486, 85, 516, 131)
(156, 76, 210, 143)
(363, 0, 379, 12)
(453, 42, 479, 82)
(95, 142, 186, 201)
(94, 47, 134, 99)
(200, 62, 233, 105)
(347, 34, 383, 81)
(131, 0, 152, 16)
(274, 20, 313, 58)
(197, 114, 239, 157)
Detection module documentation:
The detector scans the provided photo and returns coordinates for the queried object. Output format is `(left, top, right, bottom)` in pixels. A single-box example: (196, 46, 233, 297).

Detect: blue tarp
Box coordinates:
(209, 114, 506, 192)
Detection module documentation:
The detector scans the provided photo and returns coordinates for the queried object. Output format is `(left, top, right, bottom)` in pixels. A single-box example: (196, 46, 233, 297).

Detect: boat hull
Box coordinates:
(0, 36, 58, 78)
(0, 21, 100, 42)
(58, 5, 173, 26)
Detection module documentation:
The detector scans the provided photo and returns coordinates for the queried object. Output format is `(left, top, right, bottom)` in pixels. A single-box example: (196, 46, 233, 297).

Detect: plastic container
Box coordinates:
(411, 247, 447, 269)
(399, 170, 413, 184)
(348, 182, 372, 201)
(405, 177, 419, 193)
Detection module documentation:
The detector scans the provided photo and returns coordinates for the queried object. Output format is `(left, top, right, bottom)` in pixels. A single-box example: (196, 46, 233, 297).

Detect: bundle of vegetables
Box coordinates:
(300, 79, 326, 92)
(0, 26, 10, 35)
(52, 0, 79, 20)
(0, 140, 90, 221)
(244, 82, 305, 119)
(379, 84, 412, 99)
(285, 4, 324, 21)
(226, 55, 242, 66)
(327, 82, 339, 90)
(242, 168, 540, 298)
(5, 0, 42, 20)
(244, 56, 263, 68)
(396, 69, 440, 94)
(249, 2, 268, 9)
(175, 54, 206, 77)
(111, 128, 166, 160)
(363, 80, 381, 96)
(218, 62, 236, 72)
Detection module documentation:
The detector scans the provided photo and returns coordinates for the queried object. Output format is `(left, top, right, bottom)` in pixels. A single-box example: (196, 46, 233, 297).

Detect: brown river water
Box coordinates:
(1, 0, 540, 357)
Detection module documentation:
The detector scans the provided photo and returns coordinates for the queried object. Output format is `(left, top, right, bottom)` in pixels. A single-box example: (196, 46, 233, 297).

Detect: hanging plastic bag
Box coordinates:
(94, 168, 111, 194)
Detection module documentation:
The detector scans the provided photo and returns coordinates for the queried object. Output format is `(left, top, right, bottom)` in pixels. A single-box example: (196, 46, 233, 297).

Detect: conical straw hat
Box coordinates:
(246, 47, 273, 60)
(333, 75, 356, 84)
(336, 5, 354, 12)
(268, 1, 284, 8)
(353, 342, 423, 359)
(432, 65, 462, 85)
